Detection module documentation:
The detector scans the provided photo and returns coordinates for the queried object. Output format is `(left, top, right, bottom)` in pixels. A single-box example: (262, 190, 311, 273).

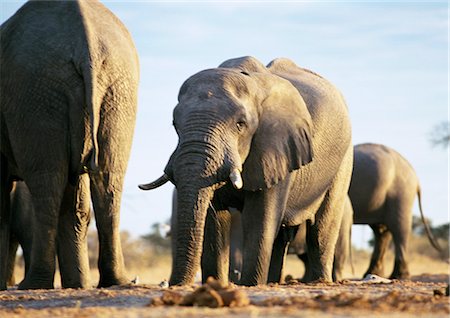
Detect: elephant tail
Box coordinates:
(83, 64, 100, 173)
(75, 0, 101, 173)
(79, 42, 100, 173)
(417, 186, 443, 254)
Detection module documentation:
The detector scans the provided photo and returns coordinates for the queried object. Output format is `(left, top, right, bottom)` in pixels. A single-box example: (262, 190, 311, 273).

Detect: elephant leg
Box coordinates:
(332, 243, 347, 282)
(201, 207, 232, 285)
(388, 203, 412, 279)
(306, 146, 352, 283)
(90, 171, 128, 287)
(0, 155, 12, 290)
(57, 173, 91, 288)
(333, 218, 351, 281)
(229, 210, 243, 284)
(298, 251, 311, 282)
(365, 224, 391, 277)
(268, 226, 296, 284)
(240, 179, 290, 286)
(19, 172, 67, 289)
(6, 236, 18, 286)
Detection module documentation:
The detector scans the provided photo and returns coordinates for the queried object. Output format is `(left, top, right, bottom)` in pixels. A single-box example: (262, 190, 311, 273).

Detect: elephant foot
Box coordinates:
(307, 277, 333, 284)
(389, 270, 410, 280)
(364, 267, 385, 279)
(302, 271, 333, 284)
(390, 260, 410, 280)
(18, 278, 54, 290)
(97, 275, 130, 288)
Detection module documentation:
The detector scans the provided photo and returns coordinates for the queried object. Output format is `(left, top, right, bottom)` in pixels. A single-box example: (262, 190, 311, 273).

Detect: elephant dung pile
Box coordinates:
(149, 277, 250, 308)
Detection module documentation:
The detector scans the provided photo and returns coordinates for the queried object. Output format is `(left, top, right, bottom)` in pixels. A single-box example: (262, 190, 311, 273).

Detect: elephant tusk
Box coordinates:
(229, 169, 243, 190)
(138, 174, 170, 190)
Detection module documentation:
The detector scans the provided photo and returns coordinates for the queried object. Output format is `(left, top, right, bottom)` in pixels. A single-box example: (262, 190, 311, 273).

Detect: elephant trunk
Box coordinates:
(169, 164, 215, 286)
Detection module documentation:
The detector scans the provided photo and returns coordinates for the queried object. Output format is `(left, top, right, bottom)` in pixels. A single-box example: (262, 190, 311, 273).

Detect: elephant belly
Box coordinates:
(282, 191, 326, 226)
(353, 206, 385, 224)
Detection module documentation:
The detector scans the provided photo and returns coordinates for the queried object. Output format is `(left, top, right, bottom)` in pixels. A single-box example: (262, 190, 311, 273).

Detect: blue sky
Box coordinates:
(1, 1, 448, 248)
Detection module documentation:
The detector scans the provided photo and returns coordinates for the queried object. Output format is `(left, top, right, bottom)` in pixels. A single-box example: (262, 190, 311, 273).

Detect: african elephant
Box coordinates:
(140, 56, 353, 286)
(0, 0, 139, 290)
(350, 143, 443, 279)
(288, 195, 353, 282)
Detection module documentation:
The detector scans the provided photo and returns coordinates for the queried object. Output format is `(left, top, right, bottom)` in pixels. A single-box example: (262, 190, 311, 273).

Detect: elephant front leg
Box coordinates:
(240, 182, 289, 286)
(57, 174, 91, 288)
(201, 207, 232, 285)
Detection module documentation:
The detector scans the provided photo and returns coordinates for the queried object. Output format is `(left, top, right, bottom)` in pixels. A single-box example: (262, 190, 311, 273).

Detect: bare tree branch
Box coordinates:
(429, 121, 450, 148)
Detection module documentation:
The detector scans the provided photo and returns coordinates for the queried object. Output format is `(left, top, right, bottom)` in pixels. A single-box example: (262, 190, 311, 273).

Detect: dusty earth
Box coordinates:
(0, 273, 449, 318)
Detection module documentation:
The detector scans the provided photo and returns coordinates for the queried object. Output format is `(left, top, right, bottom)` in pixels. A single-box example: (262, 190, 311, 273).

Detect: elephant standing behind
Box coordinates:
(350, 143, 443, 279)
(140, 56, 352, 286)
(1, 0, 139, 290)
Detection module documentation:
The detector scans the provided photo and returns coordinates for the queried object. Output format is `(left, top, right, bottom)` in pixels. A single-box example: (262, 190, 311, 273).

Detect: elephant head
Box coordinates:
(140, 56, 314, 285)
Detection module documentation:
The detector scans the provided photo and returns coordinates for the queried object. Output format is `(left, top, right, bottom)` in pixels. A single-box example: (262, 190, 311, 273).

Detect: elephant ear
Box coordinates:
(242, 78, 314, 191)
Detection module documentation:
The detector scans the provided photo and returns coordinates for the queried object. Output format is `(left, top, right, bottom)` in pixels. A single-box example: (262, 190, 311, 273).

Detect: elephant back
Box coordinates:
(268, 58, 353, 216)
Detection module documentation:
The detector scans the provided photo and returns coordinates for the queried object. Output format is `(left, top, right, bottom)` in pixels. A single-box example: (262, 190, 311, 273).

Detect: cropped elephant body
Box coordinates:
(349, 143, 441, 279)
(141, 56, 352, 286)
(1, 0, 138, 289)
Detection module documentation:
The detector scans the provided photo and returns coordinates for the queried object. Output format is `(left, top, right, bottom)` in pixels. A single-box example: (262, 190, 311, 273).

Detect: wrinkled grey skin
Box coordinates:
(141, 56, 352, 286)
(350, 143, 442, 279)
(288, 196, 353, 282)
(1, 1, 139, 290)
(6, 181, 92, 287)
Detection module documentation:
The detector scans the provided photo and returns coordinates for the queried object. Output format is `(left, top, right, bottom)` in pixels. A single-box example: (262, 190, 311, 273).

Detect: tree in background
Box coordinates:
(141, 222, 171, 254)
(430, 121, 450, 147)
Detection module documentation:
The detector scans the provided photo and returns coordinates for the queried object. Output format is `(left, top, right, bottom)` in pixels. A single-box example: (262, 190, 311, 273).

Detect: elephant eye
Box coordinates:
(236, 120, 246, 132)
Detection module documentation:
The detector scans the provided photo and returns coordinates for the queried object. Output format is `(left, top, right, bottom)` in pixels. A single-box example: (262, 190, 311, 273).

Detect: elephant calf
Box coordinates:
(350, 143, 442, 279)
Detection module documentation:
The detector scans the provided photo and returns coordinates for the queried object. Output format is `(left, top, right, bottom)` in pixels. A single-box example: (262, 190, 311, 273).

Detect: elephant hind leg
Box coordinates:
(57, 173, 91, 288)
(306, 145, 353, 283)
(268, 226, 297, 284)
(19, 171, 68, 289)
(365, 224, 391, 278)
(388, 209, 412, 279)
(90, 171, 128, 287)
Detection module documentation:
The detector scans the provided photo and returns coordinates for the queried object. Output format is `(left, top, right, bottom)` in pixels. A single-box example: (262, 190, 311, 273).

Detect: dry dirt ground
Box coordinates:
(1, 254, 449, 318)
(0, 274, 448, 318)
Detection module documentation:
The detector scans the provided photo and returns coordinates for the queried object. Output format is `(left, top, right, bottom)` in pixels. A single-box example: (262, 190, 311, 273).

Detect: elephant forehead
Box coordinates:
(178, 68, 257, 101)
